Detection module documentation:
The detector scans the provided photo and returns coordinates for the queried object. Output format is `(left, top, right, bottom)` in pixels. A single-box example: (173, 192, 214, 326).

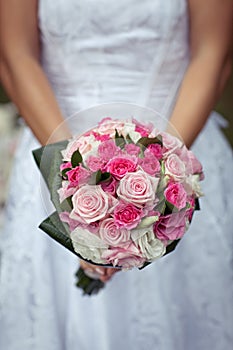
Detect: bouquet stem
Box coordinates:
(75, 267, 105, 296)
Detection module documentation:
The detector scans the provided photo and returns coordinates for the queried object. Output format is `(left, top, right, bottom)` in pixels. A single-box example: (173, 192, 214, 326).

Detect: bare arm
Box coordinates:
(169, 0, 233, 148)
(0, 0, 71, 145)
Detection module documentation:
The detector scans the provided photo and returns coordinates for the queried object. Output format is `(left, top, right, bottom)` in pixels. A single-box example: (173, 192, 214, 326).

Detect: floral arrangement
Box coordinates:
(33, 117, 204, 295)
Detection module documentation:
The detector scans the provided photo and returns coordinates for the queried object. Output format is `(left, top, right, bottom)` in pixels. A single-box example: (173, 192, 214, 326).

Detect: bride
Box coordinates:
(0, 0, 233, 349)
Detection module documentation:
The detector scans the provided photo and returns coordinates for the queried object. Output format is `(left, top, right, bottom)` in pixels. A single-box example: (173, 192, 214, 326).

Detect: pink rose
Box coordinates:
(124, 143, 141, 156)
(92, 131, 111, 142)
(161, 132, 183, 156)
(165, 154, 186, 181)
(102, 242, 145, 269)
(106, 156, 137, 180)
(144, 143, 163, 160)
(59, 211, 80, 231)
(57, 181, 78, 202)
(86, 155, 105, 172)
(99, 218, 130, 246)
(60, 161, 72, 172)
(138, 155, 160, 176)
(164, 182, 187, 209)
(97, 118, 125, 137)
(98, 140, 120, 161)
(154, 211, 187, 241)
(67, 165, 91, 187)
(113, 201, 143, 229)
(62, 135, 98, 161)
(133, 118, 153, 137)
(70, 185, 113, 224)
(117, 170, 159, 207)
(100, 177, 118, 196)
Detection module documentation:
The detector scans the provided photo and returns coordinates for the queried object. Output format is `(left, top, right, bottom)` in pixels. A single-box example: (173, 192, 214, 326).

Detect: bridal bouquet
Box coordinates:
(33, 117, 204, 295)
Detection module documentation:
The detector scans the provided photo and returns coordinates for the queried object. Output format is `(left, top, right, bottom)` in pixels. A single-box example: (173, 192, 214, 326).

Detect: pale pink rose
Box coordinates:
(117, 170, 159, 207)
(138, 155, 160, 176)
(97, 118, 125, 137)
(144, 143, 163, 160)
(57, 181, 78, 202)
(70, 185, 111, 224)
(106, 156, 138, 180)
(133, 118, 153, 137)
(124, 143, 141, 156)
(161, 132, 183, 156)
(98, 140, 120, 161)
(164, 154, 186, 181)
(102, 242, 145, 268)
(99, 218, 130, 246)
(113, 201, 143, 229)
(164, 182, 187, 209)
(100, 177, 118, 196)
(67, 165, 91, 187)
(186, 150, 204, 179)
(62, 135, 98, 161)
(154, 211, 187, 241)
(86, 155, 105, 172)
(59, 211, 80, 231)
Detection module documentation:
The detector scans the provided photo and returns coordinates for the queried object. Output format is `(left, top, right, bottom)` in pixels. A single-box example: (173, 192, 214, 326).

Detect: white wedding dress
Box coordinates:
(0, 0, 233, 349)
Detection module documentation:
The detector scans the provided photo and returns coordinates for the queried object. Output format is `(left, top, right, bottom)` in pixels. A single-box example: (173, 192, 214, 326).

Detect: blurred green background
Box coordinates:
(0, 73, 232, 146)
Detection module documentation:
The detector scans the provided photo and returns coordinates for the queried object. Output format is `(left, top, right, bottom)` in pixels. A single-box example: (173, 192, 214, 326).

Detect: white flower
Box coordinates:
(183, 174, 204, 197)
(134, 226, 166, 261)
(70, 227, 108, 264)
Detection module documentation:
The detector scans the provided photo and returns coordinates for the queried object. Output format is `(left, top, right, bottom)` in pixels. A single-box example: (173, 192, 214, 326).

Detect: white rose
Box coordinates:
(183, 174, 204, 197)
(135, 227, 166, 261)
(70, 227, 108, 264)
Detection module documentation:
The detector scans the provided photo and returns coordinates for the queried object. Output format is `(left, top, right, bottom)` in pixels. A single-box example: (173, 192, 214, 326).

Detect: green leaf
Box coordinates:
(126, 133, 134, 144)
(137, 135, 163, 148)
(39, 211, 76, 255)
(61, 167, 71, 179)
(195, 198, 200, 211)
(164, 239, 181, 256)
(60, 196, 73, 212)
(97, 172, 111, 184)
(115, 129, 126, 148)
(71, 149, 82, 167)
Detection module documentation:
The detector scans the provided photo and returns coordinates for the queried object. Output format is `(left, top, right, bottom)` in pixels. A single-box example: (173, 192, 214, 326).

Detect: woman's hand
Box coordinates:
(79, 260, 120, 283)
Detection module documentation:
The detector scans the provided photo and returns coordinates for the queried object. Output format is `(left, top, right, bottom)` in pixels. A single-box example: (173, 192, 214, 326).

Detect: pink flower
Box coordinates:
(97, 118, 125, 137)
(60, 162, 72, 172)
(165, 154, 186, 181)
(99, 218, 130, 246)
(98, 140, 120, 161)
(67, 165, 91, 187)
(92, 131, 111, 142)
(138, 155, 160, 176)
(164, 182, 187, 209)
(70, 185, 114, 224)
(117, 170, 159, 207)
(102, 242, 145, 269)
(61, 135, 98, 161)
(154, 211, 187, 241)
(144, 143, 163, 160)
(161, 132, 183, 156)
(113, 201, 143, 229)
(100, 177, 118, 196)
(133, 118, 153, 137)
(124, 143, 141, 156)
(57, 181, 78, 202)
(59, 211, 80, 231)
(106, 156, 137, 180)
(86, 155, 105, 172)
